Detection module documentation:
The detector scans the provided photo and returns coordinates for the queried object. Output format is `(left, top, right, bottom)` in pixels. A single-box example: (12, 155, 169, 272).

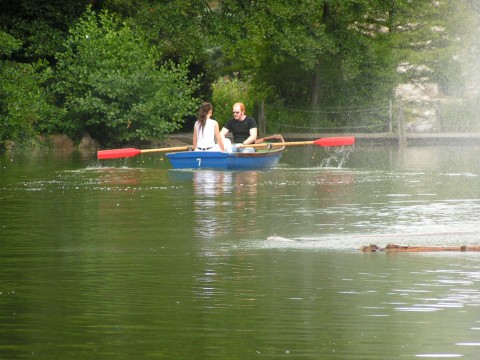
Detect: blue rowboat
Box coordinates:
(165, 146, 284, 170)
(97, 135, 354, 166)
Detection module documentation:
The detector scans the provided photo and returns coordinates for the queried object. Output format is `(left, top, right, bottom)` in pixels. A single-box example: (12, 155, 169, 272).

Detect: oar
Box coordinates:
(97, 145, 191, 160)
(97, 136, 355, 160)
(237, 136, 355, 149)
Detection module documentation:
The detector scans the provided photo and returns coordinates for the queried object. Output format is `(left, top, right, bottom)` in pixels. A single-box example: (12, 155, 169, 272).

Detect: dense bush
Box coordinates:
(0, 32, 63, 147)
(53, 8, 199, 144)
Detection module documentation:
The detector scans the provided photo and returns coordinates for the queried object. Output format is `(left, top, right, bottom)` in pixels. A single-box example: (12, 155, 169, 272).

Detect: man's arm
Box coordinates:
(243, 127, 257, 145)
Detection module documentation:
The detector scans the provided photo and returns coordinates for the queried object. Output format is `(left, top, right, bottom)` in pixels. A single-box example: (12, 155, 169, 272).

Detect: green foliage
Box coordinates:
(264, 102, 390, 134)
(0, 59, 63, 146)
(124, 1, 209, 59)
(211, 77, 254, 127)
(0, 31, 22, 56)
(53, 8, 199, 144)
(210, 0, 397, 114)
(0, 31, 63, 147)
(210, 0, 335, 74)
(0, 0, 91, 61)
(103, 1, 221, 98)
(0, 0, 477, 139)
(388, 0, 468, 96)
(436, 99, 480, 132)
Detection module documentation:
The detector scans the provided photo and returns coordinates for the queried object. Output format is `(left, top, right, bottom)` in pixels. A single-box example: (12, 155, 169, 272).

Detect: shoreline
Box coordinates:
(5, 132, 479, 152)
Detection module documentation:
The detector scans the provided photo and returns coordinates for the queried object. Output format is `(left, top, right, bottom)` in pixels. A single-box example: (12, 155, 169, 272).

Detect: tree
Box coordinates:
(98, 0, 223, 101)
(1, 0, 475, 140)
(386, 0, 469, 96)
(0, 31, 62, 147)
(53, 8, 199, 144)
(201, 0, 396, 132)
(0, 0, 92, 62)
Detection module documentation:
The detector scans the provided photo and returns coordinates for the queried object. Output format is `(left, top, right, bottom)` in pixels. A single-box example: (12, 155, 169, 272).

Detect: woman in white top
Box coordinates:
(193, 102, 225, 152)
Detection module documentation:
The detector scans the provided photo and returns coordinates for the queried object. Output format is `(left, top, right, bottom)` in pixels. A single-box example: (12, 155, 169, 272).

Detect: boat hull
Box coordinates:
(165, 149, 284, 170)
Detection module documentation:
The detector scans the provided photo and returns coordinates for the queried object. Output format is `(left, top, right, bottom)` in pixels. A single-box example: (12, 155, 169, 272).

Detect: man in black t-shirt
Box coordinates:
(220, 102, 257, 153)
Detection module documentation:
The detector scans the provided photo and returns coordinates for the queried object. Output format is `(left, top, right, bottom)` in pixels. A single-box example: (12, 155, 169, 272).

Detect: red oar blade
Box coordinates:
(97, 148, 142, 160)
(314, 136, 355, 147)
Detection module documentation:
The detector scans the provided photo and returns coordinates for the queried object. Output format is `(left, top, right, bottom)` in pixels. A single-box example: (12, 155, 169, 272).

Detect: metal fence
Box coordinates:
(257, 99, 480, 136)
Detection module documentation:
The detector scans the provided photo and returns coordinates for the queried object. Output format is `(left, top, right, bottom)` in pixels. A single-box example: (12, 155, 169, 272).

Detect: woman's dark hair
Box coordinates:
(197, 102, 213, 133)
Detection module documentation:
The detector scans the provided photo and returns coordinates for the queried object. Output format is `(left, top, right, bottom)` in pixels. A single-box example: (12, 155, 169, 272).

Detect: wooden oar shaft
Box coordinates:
(140, 146, 191, 154)
(237, 141, 313, 149)
(238, 137, 355, 148)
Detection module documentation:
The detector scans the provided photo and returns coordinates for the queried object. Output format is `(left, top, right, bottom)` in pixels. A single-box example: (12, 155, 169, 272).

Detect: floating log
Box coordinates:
(359, 244, 480, 253)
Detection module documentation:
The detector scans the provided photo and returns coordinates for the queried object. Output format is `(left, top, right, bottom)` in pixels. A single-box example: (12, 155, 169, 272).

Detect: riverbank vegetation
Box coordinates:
(1, 0, 478, 148)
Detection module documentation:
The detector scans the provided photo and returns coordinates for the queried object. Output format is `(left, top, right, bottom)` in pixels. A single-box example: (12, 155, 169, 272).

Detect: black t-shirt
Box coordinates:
(224, 116, 257, 143)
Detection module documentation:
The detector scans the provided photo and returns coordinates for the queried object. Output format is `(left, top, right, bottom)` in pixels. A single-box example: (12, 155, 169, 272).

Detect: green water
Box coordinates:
(2, 145, 480, 359)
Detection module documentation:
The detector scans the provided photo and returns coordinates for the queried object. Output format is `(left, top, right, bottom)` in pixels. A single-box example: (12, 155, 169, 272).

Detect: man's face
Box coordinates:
(232, 105, 243, 120)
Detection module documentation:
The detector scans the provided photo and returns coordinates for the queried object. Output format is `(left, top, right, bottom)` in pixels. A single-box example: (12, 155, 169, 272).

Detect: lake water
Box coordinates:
(2, 143, 480, 359)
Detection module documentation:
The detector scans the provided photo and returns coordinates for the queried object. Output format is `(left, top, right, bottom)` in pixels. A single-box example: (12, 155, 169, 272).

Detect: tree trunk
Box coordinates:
(387, 0, 396, 33)
(310, 64, 322, 126)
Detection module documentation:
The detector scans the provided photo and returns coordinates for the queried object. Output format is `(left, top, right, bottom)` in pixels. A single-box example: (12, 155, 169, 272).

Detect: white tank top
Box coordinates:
(195, 118, 217, 149)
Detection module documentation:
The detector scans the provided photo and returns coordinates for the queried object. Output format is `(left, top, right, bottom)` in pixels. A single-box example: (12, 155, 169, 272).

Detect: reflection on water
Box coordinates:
(193, 170, 233, 239)
(192, 170, 260, 239)
(2, 145, 480, 359)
